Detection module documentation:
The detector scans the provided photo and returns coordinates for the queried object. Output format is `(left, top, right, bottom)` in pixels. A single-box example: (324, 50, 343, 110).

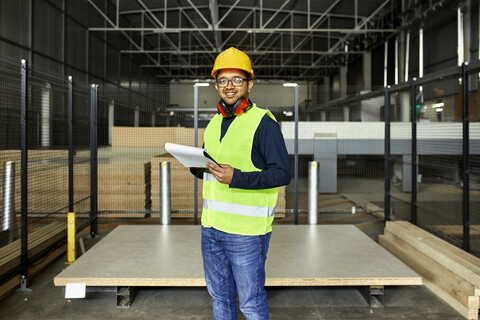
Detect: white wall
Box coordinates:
(250, 82, 310, 108)
(169, 83, 218, 108)
(280, 122, 480, 140)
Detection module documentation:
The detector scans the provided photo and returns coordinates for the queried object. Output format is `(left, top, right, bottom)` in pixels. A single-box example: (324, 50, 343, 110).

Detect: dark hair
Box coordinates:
(215, 70, 251, 82)
(243, 71, 251, 82)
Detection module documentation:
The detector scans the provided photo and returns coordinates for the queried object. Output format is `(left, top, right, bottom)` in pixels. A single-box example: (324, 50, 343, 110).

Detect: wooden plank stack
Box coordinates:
(98, 162, 151, 213)
(1, 126, 288, 215)
(379, 221, 480, 320)
(0, 150, 70, 214)
(107, 126, 205, 214)
(112, 127, 205, 148)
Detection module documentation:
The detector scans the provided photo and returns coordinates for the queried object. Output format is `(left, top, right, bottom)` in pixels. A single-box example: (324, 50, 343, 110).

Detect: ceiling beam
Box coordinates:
(87, 0, 162, 68)
(143, 64, 340, 69)
(89, 27, 397, 33)
(261, 0, 291, 28)
(186, 0, 212, 27)
(274, 0, 342, 76)
(120, 4, 368, 21)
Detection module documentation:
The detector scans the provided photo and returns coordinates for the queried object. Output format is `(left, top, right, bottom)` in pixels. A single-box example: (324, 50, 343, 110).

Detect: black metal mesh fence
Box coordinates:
(386, 65, 480, 256)
(1, 55, 480, 280)
(467, 71, 480, 255)
(0, 57, 25, 281)
(0, 57, 22, 262)
(72, 82, 91, 221)
(89, 75, 479, 256)
(28, 65, 69, 222)
(0, 57, 91, 284)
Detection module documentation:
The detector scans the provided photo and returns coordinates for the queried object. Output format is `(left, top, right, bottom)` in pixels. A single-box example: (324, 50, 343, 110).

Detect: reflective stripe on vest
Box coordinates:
(203, 173, 218, 183)
(203, 199, 275, 218)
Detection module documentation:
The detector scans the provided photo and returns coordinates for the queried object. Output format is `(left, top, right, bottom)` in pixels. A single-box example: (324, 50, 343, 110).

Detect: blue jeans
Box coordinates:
(201, 226, 271, 320)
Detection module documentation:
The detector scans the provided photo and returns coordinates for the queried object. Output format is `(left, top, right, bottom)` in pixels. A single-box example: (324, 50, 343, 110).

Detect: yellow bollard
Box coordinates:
(66, 212, 76, 264)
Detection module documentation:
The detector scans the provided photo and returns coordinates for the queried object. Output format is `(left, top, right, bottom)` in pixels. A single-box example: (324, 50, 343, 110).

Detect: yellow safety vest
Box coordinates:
(202, 105, 279, 235)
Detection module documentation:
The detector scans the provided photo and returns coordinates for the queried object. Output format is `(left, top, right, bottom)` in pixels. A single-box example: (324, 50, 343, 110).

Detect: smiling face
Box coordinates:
(215, 68, 254, 107)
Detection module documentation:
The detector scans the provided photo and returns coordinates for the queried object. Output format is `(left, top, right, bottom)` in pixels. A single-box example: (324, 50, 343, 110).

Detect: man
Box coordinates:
(193, 47, 290, 320)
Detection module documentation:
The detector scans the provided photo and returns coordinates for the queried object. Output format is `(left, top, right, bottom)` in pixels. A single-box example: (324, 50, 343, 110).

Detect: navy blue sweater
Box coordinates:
(194, 113, 291, 190)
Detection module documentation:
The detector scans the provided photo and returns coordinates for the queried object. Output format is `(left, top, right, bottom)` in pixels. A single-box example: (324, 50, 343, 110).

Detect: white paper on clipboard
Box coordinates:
(165, 142, 219, 168)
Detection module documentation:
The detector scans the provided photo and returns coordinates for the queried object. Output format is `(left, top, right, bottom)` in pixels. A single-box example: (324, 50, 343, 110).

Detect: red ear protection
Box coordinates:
(217, 97, 250, 118)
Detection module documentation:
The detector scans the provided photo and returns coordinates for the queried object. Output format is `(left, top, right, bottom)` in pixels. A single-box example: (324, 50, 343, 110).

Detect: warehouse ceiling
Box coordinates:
(87, 0, 450, 81)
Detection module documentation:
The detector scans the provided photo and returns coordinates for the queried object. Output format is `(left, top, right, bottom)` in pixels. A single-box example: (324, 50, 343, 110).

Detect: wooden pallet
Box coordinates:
(379, 221, 480, 320)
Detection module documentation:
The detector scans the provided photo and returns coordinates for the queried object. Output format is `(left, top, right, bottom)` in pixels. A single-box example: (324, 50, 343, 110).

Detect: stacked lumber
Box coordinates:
(0, 150, 70, 213)
(379, 221, 480, 320)
(277, 187, 286, 211)
(0, 150, 68, 163)
(0, 221, 67, 301)
(72, 163, 91, 206)
(107, 127, 285, 214)
(151, 153, 286, 214)
(112, 127, 205, 148)
(98, 163, 151, 212)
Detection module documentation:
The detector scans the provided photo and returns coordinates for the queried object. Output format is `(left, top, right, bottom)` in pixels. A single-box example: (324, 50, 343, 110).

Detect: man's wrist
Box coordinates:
(229, 168, 241, 188)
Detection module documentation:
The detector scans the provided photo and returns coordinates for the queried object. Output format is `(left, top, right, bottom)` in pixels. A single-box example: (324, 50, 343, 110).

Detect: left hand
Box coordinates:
(206, 162, 234, 185)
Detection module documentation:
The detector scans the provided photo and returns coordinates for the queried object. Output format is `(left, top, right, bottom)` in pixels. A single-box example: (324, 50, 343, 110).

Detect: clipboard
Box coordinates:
(164, 142, 219, 168)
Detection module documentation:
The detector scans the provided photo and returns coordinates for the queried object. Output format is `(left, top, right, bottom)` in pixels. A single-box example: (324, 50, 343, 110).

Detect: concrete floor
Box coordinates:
(0, 178, 469, 319)
(0, 285, 467, 320)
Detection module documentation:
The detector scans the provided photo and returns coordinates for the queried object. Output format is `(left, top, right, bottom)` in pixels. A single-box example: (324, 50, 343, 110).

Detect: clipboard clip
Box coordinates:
(203, 151, 220, 166)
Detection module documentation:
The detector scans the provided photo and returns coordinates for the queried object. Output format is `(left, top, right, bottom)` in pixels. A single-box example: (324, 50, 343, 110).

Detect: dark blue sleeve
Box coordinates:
(230, 115, 291, 189)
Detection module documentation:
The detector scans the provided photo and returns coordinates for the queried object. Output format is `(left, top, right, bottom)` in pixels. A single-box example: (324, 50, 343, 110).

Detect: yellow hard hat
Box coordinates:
(211, 47, 254, 79)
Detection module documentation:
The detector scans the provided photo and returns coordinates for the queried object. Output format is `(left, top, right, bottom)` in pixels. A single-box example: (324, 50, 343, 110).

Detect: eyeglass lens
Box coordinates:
(217, 78, 245, 87)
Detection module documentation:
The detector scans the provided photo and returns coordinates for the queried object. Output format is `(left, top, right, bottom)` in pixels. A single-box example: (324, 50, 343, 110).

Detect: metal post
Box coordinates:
(90, 84, 98, 238)
(405, 32, 410, 82)
(384, 86, 391, 222)
(68, 76, 74, 213)
(193, 85, 199, 225)
(134, 107, 140, 127)
(40, 83, 51, 147)
(384, 42, 388, 87)
(411, 78, 417, 225)
(462, 62, 470, 252)
(192, 82, 209, 224)
(2, 161, 17, 241)
(308, 161, 319, 225)
(108, 100, 114, 145)
(19, 59, 31, 292)
(160, 161, 171, 225)
(294, 84, 299, 224)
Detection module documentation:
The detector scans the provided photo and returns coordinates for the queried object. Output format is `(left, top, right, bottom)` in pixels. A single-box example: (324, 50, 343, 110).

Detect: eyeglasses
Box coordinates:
(216, 77, 248, 88)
